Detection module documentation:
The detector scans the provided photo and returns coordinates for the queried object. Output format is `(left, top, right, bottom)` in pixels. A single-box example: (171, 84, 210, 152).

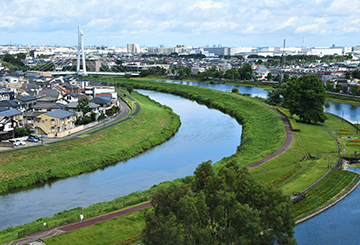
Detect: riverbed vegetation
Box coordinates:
(0, 92, 181, 193)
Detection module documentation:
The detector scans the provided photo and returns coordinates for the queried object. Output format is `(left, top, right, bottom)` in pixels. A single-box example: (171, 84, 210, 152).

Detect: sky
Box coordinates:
(1, 0, 360, 48)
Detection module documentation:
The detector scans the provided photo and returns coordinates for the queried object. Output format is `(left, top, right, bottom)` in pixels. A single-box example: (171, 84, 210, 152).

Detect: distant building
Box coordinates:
(127, 43, 140, 53)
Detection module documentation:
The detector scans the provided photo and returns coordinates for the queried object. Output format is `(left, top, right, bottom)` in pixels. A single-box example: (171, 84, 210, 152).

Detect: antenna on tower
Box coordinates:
(302, 37, 305, 48)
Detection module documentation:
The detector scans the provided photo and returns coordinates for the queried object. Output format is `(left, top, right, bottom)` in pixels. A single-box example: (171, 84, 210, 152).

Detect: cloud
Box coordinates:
(0, 0, 358, 46)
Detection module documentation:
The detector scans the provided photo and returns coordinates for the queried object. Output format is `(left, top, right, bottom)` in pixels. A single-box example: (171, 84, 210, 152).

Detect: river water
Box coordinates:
(0, 90, 242, 230)
(1, 81, 360, 244)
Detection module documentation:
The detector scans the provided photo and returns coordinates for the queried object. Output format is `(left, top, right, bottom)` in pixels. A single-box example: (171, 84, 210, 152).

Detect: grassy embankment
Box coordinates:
(5, 79, 360, 244)
(0, 92, 180, 193)
(38, 89, 360, 245)
(43, 208, 149, 245)
(113, 78, 286, 171)
(326, 93, 360, 106)
(0, 91, 181, 244)
(0, 79, 286, 244)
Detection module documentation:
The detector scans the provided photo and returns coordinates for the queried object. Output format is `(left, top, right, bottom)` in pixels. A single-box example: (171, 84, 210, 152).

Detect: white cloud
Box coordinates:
(0, 0, 358, 46)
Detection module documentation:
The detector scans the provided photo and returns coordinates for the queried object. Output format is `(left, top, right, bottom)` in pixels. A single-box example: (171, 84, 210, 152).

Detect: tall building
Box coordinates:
(127, 43, 140, 53)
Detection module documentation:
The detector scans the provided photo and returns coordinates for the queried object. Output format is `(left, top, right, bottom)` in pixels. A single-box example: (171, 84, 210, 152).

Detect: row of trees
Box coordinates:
(253, 54, 354, 67)
(0, 53, 26, 69)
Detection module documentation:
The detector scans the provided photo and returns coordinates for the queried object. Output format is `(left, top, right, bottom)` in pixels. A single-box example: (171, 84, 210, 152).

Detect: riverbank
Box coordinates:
(0, 92, 181, 193)
(3, 80, 359, 244)
(113, 78, 286, 170)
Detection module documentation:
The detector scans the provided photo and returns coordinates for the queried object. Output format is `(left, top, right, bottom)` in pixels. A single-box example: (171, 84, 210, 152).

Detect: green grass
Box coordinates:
(326, 94, 360, 106)
(292, 170, 358, 220)
(111, 78, 286, 170)
(43, 207, 149, 245)
(0, 91, 181, 193)
(296, 121, 338, 156)
(324, 114, 360, 154)
(251, 134, 305, 184)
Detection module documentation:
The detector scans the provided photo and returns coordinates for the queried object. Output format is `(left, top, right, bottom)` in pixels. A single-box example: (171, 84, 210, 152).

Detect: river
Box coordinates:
(1, 81, 360, 244)
(0, 90, 242, 230)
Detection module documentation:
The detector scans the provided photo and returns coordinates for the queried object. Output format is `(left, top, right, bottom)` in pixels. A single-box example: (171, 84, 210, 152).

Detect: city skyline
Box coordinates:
(1, 0, 359, 48)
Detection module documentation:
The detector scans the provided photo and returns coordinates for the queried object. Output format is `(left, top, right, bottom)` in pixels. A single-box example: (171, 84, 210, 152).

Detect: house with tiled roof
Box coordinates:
(0, 109, 24, 127)
(31, 102, 67, 113)
(15, 95, 38, 110)
(89, 97, 112, 114)
(0, 100, 27, 112)
(0, 115, 17, 140)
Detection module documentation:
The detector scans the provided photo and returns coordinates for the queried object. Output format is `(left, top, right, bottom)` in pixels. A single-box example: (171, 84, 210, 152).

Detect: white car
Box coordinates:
(13, 139, 26, 146)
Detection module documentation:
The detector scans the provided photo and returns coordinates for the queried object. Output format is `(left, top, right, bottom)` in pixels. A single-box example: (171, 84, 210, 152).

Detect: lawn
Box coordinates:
(251, 134, 306, 185)
(296, 121, 338, 157)
(43, 208, 149, 245)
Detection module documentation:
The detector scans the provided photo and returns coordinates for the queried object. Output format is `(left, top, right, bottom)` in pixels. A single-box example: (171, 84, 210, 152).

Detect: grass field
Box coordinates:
(0, 91, 181, 193)
(43, 207, 149, 245)
(250, 134, 306, 185)
(292, 170, 358, 220)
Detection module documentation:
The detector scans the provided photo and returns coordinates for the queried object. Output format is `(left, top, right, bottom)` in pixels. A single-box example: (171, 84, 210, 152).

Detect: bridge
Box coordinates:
(27, 26, 140, 77)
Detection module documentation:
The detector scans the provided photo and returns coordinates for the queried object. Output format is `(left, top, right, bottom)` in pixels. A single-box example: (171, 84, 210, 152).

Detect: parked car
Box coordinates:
(27, 135, 40, 142)
(13, 139, 26, 146)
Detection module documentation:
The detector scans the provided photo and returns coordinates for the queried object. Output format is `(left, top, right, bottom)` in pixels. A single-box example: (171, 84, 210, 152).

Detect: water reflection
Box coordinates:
(294, 168, 360, 245)
(0, 91, 242, 230)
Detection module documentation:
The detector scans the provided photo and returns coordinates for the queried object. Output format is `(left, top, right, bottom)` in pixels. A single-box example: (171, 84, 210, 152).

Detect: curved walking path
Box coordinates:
(6, 202, 152, 245)
(247, 106, 294, 169)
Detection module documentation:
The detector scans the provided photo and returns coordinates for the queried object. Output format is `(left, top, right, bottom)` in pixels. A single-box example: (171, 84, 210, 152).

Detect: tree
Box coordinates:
(245, 72, 253, 80)
(351, 84, 359, 96)
(267, 89, 283, 106)
(124, 73, 132, 79)
(336, 83, 343, 93)
(76, 98, 90, 116)
(126, 85, 134, 94)
(282, 75, 327, 123)
(345, 71, 351, 79)
(142, 161, 296, 245)
(266, 72, 272, 81)
(283, 73, 290, 83)
(326, 83, 333, 91)
(15, 127, 29, 137)
(232, 87, 239, 93)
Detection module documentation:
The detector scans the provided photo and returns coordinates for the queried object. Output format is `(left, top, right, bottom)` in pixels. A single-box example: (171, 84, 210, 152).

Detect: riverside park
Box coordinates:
(1, 76, 360, 244)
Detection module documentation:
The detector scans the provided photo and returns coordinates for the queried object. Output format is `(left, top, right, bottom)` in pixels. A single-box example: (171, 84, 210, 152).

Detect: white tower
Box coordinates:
(77, 25, 87, 76)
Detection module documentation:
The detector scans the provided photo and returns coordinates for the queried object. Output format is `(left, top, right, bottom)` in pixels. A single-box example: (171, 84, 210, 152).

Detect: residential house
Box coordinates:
(67, 101, 100, 117)
(0, 88, 15, 101)
(34, 109, 77, 138)
(0, 100, 27, 112)
(31, 102, 67, 113)
(39, 89, 61, 100)
(0, 109, 24, 127)
(16, 95, 38, 110)
(89, 97, 112, 114)
(0, 115, 17, 140)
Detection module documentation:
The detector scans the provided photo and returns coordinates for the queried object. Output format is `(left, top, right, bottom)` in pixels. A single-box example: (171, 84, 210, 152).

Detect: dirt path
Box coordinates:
(6, 202, 152, 245)
(247, 106, 294, 169)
